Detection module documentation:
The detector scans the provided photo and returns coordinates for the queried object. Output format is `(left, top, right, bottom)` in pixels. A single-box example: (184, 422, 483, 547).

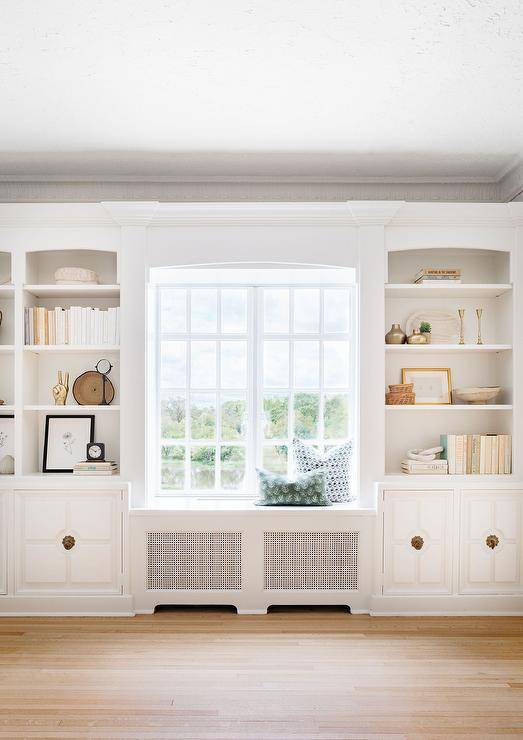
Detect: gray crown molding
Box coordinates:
(499, 160, 523, 202)
(0, 179, 512, 204)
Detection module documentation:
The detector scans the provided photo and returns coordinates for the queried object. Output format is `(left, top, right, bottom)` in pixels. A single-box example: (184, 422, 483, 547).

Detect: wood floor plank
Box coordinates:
(0, 609, 522, 738)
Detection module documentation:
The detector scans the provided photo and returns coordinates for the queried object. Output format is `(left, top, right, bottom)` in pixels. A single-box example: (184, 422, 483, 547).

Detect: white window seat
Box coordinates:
(135, 498, 375, 515)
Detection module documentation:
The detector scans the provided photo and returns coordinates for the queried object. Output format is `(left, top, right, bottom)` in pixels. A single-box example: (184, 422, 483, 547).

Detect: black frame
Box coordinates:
(43, 415, 95, 473)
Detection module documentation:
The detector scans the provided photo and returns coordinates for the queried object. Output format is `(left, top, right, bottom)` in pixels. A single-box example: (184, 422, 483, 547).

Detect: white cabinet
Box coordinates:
(15, 490, 123, 595)
(460, 490, 523, 594)
(0, 492, 7, 595)
(383, 490, 453, 595)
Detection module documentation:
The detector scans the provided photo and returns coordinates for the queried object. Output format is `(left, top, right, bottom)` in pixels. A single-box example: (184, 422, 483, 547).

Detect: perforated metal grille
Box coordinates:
(146, 532, 242, 590)
(264, 531, 358, 590)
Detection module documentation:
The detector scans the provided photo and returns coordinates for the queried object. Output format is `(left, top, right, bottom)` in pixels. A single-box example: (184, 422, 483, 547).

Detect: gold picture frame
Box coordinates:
(401, 367, 452, 405)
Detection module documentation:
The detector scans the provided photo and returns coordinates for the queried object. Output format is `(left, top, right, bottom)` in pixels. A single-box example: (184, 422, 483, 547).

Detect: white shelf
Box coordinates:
(382, 474, 516, 483)
(386, 404, 513, 411)
(0, 345, 14, 353)
(0, 284, 14, 296)
(24, 284, 120, 298)
(385, 283, 512, 298)
(24, 405, 120, 412)
(0, 405, 14, 413)
(24, 345, 120, 353)
(385, 343, 512, 354)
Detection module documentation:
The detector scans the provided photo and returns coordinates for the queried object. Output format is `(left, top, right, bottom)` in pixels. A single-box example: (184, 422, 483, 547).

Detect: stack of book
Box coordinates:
(25, 306, 120, 345)
(402, 458, 448, 475)
(415, 268, 462, 284)
(73, 461, 119, 476)
(440, 434, 512, 475)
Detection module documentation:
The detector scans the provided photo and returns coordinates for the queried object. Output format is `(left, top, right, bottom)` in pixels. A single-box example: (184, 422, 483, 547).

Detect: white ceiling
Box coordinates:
(1, 0, 522, 181)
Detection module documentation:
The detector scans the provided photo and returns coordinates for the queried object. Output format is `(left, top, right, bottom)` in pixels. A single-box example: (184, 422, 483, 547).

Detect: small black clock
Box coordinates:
(86, 442, 105, 462)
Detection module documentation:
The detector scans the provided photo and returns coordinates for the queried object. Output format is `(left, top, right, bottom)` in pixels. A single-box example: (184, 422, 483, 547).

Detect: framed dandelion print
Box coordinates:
(43, 415, 94, 473)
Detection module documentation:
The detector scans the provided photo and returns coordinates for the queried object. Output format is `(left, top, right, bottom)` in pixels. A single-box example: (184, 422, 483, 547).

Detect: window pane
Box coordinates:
(294, 392, 319, 439)
(324, 393, 349, 438)
(161, 341, 186, 388)
(221, 289, 247, 333)
(190, 447, 215, 489)
(294, 289, 319, 333)
(221, 341, 247, 388)
(263, 394, 288, 439)
(294, 341, 319, 388)
(323, 342, 350, 387)
(262, 445, 288, 474)
(190, 289, 217, 332)
(264, 341, 289, 387)
(324, 289, 350, 333)
(161, 445, 185, 490)
(191, 341, 216, 388)
(221, 395, 246, 440)
(220, 446, 245, 489)
(264, 289, 289, 333)
(161, 289, 186, 333)
(161, 393, 185, 439)
(190, 394, 216, 440)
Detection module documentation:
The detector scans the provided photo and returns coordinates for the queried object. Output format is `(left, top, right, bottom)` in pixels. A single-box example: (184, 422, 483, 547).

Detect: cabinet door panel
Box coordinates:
(70, 545, 113, 584)
(24, 544, 67, 583)
(15, 491, 121, 595)
(460, 491, 523, 594)
(69, 498, 112, 540)
(383, 490, 453, 595)
(24, 499, 66, 540)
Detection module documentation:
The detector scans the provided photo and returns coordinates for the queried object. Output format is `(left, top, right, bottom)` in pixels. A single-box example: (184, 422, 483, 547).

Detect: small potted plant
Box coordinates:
(419, 321, 432, 343)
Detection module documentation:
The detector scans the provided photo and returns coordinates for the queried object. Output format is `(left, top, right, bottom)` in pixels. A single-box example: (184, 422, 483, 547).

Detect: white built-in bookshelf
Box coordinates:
(384, 247, 515, 478)
(0, 246, 120, 477)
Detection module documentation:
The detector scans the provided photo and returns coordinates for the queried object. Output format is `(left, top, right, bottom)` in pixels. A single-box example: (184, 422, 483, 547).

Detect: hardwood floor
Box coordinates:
(0, 607, 522, 739)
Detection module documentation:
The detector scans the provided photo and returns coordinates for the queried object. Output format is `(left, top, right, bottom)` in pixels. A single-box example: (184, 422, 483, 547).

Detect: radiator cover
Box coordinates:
(264, 531, 359, 590)
(146, 531, 242, 590)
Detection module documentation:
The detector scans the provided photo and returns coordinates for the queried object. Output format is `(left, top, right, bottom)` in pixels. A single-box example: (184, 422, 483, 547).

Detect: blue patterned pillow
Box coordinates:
(255, 468, 331, 507)
(293, 438, 354, 502)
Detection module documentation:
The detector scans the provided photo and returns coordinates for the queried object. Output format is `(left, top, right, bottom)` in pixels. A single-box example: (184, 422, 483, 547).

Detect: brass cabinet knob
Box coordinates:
(62, 535, 76, 551)
(485, 534, 499, 550)
(411, 535, 424, 551)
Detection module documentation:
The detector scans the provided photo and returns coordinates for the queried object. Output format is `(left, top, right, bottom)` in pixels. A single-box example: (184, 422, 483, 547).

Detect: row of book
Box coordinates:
(25, 306, 120, 346)
(440, 434, 512, 475)
(73, 461, 119, 476)
(415, 268, 462, 285)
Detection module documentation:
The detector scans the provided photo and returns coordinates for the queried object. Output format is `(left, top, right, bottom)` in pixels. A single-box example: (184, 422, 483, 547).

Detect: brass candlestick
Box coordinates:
(458, 309, 465, 345)
(475, 308, 483, 345)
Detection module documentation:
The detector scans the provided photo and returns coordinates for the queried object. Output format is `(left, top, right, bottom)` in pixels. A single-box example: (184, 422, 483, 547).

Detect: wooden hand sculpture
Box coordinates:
(52, 371, 69, 405)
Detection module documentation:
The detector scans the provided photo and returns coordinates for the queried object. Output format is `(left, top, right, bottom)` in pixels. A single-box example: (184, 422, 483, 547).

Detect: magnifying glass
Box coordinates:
(95, 358, 113, 406)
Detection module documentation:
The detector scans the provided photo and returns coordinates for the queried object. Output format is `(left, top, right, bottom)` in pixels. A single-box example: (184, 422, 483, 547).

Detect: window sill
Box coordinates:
(133, 496, 375, 515)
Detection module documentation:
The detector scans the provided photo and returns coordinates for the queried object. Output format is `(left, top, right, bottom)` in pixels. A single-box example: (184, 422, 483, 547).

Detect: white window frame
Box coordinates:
(148, 268, 357, 500)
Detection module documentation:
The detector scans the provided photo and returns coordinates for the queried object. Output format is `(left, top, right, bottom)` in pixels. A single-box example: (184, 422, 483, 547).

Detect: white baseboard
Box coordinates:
(0, 595, 135, 616)
(370, 593, 523, 616)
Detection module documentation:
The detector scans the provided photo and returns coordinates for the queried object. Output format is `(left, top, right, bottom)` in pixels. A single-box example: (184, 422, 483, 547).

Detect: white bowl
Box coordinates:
(453, 386, 501, 404)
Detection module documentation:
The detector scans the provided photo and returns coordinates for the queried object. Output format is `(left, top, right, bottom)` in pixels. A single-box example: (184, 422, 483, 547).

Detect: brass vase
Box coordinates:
(407, 329, 428, 345)
(385, 323, 406, 344)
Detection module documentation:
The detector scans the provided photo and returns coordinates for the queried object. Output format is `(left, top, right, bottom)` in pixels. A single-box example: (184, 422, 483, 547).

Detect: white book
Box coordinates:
(480, 436, 487, 474)
(447, 434, 456, 474)
(491, 436, 499, 475)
